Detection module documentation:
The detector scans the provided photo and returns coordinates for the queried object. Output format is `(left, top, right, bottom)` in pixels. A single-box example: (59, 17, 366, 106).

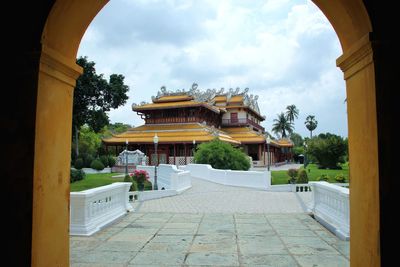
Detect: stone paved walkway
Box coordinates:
(70, 212, 349, 266)
(133, 178, 308, 213)
(70, 178, 349, 266)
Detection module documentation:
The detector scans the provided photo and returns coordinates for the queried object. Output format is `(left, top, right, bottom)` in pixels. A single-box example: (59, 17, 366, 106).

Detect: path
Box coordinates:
(70, 176, 348, 266)
(133, 177, 308, 213)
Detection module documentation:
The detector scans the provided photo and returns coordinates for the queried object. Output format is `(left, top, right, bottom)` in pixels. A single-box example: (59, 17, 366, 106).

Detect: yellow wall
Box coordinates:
(337, 35, 380, 266)
(32, 0, 380, 266)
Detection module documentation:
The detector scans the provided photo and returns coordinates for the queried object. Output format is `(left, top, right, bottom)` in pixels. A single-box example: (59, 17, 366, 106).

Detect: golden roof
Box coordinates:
(102, 123, 240, 145)
(133, 100, 220, 113)
(228, 95, 244, 103)
(213, 95, 227, 102)
(153, 95, 193, 103)
(223, 127, 265, 143)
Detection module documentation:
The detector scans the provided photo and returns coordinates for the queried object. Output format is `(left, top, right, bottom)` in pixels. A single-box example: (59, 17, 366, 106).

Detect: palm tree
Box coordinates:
(285, 104, 299, 123)
(272, 112, 294, 138)
(305, 115, 318, 138)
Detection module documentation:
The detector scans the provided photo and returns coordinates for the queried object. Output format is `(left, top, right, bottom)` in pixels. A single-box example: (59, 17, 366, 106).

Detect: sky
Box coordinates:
(78, 0, 347, 138)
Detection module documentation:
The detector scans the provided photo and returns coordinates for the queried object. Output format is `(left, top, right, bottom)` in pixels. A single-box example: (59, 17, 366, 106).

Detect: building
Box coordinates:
(7, 1, 394, 266)
(103, 84, 293, 166)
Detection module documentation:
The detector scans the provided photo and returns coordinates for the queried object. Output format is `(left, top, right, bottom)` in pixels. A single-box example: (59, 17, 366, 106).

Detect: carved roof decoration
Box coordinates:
(136, 83, 263, 117)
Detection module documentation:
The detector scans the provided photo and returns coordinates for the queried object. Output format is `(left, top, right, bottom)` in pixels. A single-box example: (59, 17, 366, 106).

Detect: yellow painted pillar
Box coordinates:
(31, 46, 82, 267)
(337, 33, 380, 267)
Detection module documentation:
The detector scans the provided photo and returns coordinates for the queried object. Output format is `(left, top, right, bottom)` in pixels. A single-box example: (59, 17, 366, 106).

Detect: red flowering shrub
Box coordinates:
(130, 169, 149, 184)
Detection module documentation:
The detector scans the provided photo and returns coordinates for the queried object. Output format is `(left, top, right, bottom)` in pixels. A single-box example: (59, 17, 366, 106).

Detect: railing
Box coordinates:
(168, 156, 194, 166)
(145, 117, 200, 124)
(70, 182, 133, 236)
(185, 163, 270, 190)
(221, 118, 265, 132)
(310, 181, 349, 240)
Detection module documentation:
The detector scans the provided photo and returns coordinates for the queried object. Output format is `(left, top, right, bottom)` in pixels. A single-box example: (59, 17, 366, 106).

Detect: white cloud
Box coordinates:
(78, 0, 347, 137)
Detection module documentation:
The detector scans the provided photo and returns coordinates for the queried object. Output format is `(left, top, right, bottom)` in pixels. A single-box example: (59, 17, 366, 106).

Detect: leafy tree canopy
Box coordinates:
(194, 139, 250, 171)
(272, 112, 294, 138)
(290, 132, 304, 147)
(73, 56, 129, 134)
(306, 133, 347, 169)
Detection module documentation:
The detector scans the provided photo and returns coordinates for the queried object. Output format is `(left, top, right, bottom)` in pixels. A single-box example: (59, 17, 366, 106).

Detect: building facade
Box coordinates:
(103, 84, 293, 166)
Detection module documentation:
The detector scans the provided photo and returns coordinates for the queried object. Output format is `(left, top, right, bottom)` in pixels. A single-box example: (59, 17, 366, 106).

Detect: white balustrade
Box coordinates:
(136, 164, 192, 192)
(70, 182, 133, 236)
(310, 181, 350, 240)
(185, 164, 271, 190)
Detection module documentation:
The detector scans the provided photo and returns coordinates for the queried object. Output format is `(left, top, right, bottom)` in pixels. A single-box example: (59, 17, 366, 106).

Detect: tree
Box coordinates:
(305, 115, 318, 138)
(194, 139, 250, 171)
(285, 104, 299, 123)
(272, 112, 294, 138)
(290, 132, 304, 147)
(72, 56, 129, 156)
(307, 133, 347, 169)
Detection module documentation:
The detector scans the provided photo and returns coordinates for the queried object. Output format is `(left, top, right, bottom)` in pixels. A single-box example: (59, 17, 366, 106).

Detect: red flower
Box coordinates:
(130, 169, 150, 184)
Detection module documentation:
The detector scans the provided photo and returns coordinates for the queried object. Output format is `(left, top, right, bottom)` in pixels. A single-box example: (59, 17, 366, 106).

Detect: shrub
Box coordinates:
(297, 169, 308, 183)
(108, 156, 116, 167)
(306, 133, 347, 169)
(70, 169, 85, 183)
(287, 168, 298, 184)
(317, 174, 329, 181)
(90, 159, 105, 170)
(99, 155, 109, 167)
(124, 174, 136, 191)
(83, 154, 94, 168)
(194, 139, 250, 170)
(74, 158, 84, 170)
(335, 173, 346, 183)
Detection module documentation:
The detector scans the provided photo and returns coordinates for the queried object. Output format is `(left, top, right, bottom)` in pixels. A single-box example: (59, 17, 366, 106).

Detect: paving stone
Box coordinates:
(238, 236, 287, 255)
(151, 234, 193, 243)
(281, 236, 341, 255)
(240, 254, 298, 267)
(129, 251, 186, 265)
(70, 178, 349, 266)
(274, 229, 318, 237)
(185, 252, 239, 266)
(74, 250, 137, 265)
(94, 240, 145, 252)
(294, 254, 349, 267)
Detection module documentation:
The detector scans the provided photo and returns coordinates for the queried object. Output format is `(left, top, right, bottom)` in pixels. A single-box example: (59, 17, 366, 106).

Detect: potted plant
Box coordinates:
(130, 169, 149, 191)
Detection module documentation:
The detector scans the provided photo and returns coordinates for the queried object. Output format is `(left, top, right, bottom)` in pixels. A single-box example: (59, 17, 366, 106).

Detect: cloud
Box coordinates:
(78, 0, 347, 137)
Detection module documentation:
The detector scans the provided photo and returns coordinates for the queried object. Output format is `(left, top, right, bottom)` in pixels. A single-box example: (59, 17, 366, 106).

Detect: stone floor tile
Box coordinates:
(240, 254, 298, 267)
(163, 222, 200, 229)
(70, 240, 101, 251)
(141, 241, 191, 252)
(185, 252, 239, 266)
(94, 240, 145, 252)
(190, 241, 238, 254)
(151, 234, 194, 243)
(281, 236, 340, 255)
(275, 229, 317, 237)
(238, 236, 287, 255)
(157, 227, 198, 235)
(74, 250, 137, 265)
(129, 251, 186, 265)
(193, 234, 236, 244)
(294, 254, 349, 267)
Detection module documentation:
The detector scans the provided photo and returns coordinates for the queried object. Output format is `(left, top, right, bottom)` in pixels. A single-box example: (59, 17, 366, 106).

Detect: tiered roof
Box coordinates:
(102, 123, 240, 145)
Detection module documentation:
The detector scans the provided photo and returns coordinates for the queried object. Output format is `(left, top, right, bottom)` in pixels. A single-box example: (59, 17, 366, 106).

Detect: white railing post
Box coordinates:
(70, 182, 132, 236)
(310, 181, 350, 240)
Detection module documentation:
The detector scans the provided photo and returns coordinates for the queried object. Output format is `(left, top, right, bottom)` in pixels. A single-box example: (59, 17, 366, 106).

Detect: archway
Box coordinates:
(33, 0, 379, 266)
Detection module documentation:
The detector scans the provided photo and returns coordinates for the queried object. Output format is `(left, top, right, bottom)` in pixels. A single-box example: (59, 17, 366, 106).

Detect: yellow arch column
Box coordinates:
(337, 33, 380, 267)
(32, 46, 82, 266)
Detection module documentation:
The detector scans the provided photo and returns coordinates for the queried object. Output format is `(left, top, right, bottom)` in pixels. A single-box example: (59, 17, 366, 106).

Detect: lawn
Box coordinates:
(70, 172, 153, 192)
(271, 163, 349, 185)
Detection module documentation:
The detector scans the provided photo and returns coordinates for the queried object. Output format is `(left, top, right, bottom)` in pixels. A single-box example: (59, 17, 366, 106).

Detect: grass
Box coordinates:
(271, 163, 349, 185)
(70, 172, 152, 192)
